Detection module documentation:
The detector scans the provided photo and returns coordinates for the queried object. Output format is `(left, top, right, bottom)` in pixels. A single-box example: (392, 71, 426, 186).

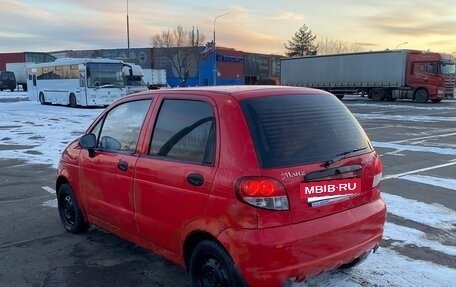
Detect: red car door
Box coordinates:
(134, 96, 217, 251)
(79, 99, 152, 234)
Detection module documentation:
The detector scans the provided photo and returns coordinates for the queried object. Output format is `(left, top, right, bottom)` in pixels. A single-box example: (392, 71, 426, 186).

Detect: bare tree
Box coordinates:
(150, 25, 206, 86)
(317, 36, 364, 55)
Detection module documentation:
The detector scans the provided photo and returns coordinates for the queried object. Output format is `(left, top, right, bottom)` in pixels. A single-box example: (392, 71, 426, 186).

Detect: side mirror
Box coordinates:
(100, 136, 121, 150)
(79, 134, 96, 157)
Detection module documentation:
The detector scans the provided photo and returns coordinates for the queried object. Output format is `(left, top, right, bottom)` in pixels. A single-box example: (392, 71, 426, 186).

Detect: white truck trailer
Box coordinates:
(6, 62, 32, 91)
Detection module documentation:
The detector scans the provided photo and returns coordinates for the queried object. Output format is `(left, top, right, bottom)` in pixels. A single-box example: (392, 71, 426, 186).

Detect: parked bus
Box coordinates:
(27, 58, 128, 107)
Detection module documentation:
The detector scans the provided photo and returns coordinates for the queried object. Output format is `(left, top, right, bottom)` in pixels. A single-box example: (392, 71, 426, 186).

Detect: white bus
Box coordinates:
(27, 58, 129, 107)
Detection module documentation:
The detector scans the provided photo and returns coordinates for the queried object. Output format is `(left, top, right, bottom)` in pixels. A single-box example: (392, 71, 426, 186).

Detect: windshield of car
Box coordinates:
(241, 94, 373, 168)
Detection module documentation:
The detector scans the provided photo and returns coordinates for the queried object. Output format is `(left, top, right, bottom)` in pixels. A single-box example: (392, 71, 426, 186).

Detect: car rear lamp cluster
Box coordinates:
(236, 177, 289, 210)
(372, 155, 383, 188)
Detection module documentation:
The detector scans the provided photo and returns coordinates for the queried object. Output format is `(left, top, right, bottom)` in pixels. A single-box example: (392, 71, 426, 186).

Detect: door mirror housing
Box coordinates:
(79, 134, 96, 157)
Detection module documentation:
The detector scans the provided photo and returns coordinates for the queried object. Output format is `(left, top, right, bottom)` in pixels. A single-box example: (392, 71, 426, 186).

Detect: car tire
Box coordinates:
(189, 240, 247, 287)
(57, 183, 89, 234)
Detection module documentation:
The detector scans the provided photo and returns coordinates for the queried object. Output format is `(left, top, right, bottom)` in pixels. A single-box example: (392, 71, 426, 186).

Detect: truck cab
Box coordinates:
(123, 63, 149, 95)
(406, 51, 456, 102)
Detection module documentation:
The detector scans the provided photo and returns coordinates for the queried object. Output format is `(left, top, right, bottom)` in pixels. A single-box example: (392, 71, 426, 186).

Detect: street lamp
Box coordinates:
(213, 12, 230, 86)
(396, 41, 408, 49)
(126, 0, 130, 58)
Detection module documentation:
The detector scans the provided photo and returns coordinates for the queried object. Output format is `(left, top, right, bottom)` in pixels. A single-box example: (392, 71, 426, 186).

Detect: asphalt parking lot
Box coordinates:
(0, 95, 455, 287)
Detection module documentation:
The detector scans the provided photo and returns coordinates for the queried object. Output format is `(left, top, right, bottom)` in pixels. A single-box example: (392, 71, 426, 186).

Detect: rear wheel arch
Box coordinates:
(188, 239, 248, 287)
(183, 231, 220, 269)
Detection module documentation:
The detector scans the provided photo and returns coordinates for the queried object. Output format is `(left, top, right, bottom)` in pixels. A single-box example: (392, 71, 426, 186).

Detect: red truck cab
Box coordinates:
(406, 51, 456, 102)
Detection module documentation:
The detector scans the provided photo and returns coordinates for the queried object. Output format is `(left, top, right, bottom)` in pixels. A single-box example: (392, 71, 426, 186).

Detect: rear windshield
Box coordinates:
(241, 94, 372, 168)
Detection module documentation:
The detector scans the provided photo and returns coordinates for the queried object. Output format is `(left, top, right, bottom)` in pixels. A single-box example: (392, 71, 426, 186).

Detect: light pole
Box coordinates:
(213, 12, 229, 86)
(126, 0, 130, 58)
(396, 41, 408, 49)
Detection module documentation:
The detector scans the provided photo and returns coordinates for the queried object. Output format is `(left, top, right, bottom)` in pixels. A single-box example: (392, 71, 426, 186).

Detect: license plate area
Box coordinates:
(300, 178, 362, 206)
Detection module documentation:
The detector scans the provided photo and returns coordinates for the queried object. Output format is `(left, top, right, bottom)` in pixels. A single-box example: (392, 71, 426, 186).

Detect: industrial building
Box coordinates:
(1, 47, 283, 87)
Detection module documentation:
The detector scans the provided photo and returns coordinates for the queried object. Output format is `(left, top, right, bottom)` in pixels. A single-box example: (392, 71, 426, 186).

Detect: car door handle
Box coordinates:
(187, 173, 204, 186)
(117, 160, 128, 171)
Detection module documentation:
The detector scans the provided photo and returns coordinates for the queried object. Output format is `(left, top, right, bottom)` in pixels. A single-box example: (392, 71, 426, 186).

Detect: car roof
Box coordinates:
(127, 85, 332, 101)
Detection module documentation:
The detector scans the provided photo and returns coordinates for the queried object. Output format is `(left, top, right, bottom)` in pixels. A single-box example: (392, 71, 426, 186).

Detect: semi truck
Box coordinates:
(280, 50, 456, 103)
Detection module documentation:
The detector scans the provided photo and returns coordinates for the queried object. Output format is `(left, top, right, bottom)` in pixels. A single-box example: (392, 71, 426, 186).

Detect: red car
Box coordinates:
(56, 86, 386, 287)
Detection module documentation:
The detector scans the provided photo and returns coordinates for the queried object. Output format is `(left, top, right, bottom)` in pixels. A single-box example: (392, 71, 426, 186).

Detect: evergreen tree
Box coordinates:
(284, 24, 318, 57)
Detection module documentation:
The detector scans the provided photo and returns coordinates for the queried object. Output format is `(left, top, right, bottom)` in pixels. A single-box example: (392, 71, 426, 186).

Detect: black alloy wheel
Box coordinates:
(57, 183, 89, 234)
(189, 240, 247, 287)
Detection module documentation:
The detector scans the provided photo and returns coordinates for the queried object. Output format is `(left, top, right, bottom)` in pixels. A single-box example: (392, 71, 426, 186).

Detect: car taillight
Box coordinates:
(236, 177, 289, 210)
(372, 155, 383, 188)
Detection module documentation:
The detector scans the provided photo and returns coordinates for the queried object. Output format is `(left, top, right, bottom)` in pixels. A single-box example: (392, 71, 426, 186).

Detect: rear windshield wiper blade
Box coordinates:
(323, 146, 368, 168)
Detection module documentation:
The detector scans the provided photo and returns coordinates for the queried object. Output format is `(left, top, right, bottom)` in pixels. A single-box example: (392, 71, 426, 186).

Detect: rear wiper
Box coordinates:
(323, 146, 368, 168)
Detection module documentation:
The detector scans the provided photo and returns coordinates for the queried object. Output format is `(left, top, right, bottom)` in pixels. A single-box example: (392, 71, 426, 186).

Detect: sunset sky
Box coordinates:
(1, 0, 455, 55)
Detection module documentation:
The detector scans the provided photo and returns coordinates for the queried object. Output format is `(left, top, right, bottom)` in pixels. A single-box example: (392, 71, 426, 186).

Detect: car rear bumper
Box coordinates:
(217, 198, 386, 287)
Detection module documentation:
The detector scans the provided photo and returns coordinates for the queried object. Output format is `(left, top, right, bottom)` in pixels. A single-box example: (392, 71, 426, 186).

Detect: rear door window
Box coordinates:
(149, 99, 215, 165)
(241, 94, 372, 168)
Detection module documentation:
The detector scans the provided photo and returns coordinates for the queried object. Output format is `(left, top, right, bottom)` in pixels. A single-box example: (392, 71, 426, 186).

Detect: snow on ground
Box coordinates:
(381, 193, 456, 230)
(305, 248, 456, 287)
(399, 174, 456, 192)
(346, 102, 456, 111)
(0, 100, 101, 168)
(373, 141, 456, 156)
(354, 113, 456, 123)
(1, 97, 456, 286)
(0, 91, 29, 100)
(384, 222, 456, 256)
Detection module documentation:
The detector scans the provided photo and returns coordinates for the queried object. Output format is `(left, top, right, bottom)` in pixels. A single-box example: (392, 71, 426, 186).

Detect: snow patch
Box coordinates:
(372, 141, 456, 156)
(304, 247, 456, 287)
(354, 113, 456, 123)
(382, 193, 456, 230)
(400, 175, 456, 191)
(385, 222, 456, 256)
(42, 199, 58, 208)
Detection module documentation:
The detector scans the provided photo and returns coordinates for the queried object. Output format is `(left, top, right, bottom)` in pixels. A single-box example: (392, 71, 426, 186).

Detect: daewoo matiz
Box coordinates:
(56, 86, 386, 287)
